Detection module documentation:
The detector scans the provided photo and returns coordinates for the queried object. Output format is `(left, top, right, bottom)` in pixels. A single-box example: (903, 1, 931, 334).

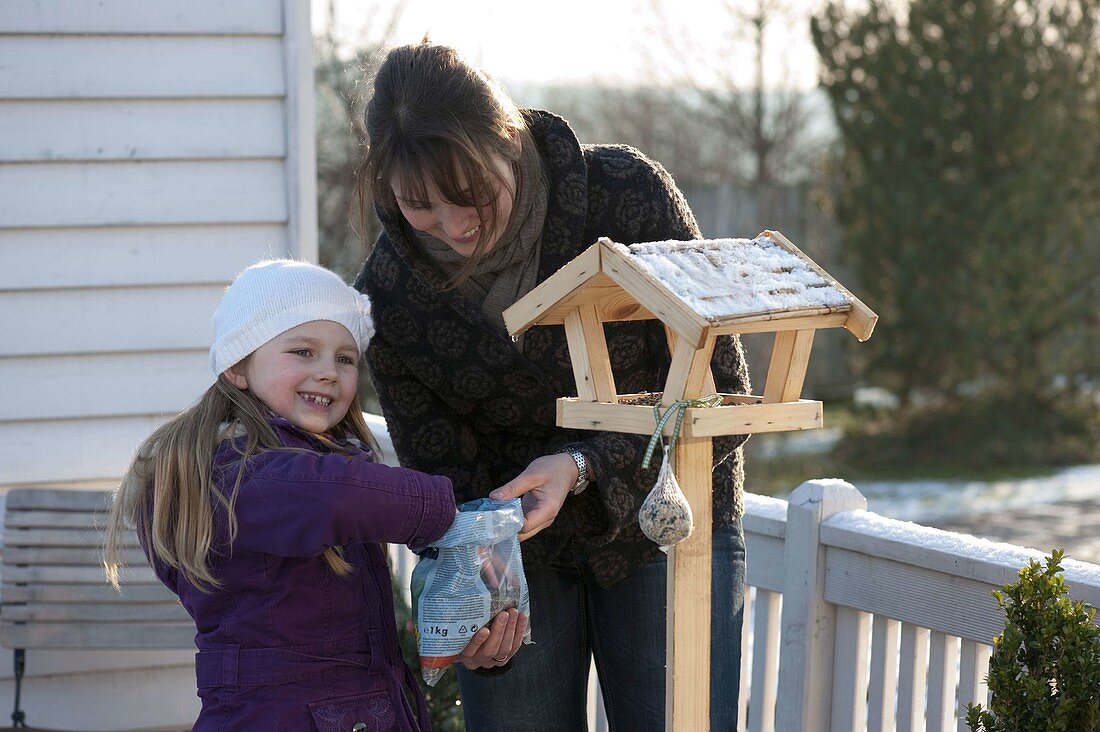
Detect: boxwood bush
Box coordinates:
(967, 550, 1100, 731)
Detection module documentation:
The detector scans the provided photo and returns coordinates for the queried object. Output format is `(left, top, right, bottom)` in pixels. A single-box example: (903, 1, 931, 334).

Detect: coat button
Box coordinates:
(352, 723, 368, 732)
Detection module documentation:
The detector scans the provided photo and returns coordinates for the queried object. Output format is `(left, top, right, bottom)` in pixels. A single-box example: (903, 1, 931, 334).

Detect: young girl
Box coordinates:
(105, 259, 526, 731)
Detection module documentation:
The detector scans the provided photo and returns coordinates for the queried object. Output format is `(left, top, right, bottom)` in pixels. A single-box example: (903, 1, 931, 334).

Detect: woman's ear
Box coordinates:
(223, 363, 249, 390)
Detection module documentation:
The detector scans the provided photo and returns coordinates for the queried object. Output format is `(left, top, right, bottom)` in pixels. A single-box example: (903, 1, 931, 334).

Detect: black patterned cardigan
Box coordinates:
(355, 110, 751, 588)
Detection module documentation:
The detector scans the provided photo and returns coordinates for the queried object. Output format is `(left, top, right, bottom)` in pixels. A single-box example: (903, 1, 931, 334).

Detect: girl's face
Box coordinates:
(392, 153, 515, 258)
(224, 320, 359, 435)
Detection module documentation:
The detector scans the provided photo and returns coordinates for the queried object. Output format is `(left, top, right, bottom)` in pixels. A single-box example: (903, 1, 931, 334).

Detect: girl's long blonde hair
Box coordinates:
(104, 375, 380, 592)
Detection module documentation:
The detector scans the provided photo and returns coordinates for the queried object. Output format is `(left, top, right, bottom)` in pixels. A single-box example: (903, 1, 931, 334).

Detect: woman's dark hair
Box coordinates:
(359, 41, 531, 283)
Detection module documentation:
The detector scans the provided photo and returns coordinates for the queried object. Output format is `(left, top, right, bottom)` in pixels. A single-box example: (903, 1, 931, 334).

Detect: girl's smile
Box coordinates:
(299, 392, 333, 407)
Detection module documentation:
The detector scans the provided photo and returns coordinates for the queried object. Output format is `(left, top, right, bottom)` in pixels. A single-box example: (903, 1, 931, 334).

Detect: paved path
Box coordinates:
(927, 498, 1100, 565)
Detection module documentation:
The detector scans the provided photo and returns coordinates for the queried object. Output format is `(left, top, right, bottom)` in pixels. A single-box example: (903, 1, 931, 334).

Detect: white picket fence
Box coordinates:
(389, 475, 1100, 732)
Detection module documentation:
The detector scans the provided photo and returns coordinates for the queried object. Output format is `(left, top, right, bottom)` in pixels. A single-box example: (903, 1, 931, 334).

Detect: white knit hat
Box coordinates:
(210, 259, 375, 375)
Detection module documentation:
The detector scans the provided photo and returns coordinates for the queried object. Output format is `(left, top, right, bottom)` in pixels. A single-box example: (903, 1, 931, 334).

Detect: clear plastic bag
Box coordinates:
(410, 497, 532, 686)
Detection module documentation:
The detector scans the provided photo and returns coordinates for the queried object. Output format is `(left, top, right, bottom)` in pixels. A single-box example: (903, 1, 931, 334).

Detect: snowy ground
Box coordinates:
(852, 464, 1100, 524)
(774, 464, 1100, 564)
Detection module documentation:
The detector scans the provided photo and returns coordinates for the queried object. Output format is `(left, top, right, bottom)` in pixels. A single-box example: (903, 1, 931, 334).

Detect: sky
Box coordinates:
(312, 0, 825, 92)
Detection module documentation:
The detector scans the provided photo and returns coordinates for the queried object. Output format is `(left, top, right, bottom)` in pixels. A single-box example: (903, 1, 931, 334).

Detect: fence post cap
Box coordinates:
(789, 478, 866, 513)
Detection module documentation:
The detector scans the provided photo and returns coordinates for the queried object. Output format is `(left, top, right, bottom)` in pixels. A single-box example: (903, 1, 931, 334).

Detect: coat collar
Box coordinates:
(266, 414, 371, 457)
(216, 414, 371, 465)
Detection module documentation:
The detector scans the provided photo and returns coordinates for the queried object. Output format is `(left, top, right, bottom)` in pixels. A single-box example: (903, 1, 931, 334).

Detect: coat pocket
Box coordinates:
(307, 689, 397, 732)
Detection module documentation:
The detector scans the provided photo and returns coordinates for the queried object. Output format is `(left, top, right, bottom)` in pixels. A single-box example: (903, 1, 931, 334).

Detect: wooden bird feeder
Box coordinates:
(502, 230, 877, 731)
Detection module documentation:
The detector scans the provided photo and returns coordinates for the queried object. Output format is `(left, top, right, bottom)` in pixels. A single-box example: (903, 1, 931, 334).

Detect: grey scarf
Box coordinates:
(418, 138, 548, 338)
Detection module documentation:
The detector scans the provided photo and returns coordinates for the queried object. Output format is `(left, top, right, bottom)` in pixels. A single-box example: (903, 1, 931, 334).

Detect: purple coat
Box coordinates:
(149, 416, 456, 731)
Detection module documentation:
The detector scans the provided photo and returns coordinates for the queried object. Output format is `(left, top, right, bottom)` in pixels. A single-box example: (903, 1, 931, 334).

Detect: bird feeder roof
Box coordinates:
(503, 230, 877, 348)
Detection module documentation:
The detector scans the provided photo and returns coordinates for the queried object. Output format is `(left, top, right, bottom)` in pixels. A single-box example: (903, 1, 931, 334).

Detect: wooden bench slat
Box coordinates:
(5, 489, 111, 511)
(4, 603, 188, 623)
(6, 510, 111, 529)
(3, 546, 147, 566)
(2, 582, 177, 604)
(1, 622, 195, 649)
(3, 566, 158, 584)
(3, 527, 139, 548)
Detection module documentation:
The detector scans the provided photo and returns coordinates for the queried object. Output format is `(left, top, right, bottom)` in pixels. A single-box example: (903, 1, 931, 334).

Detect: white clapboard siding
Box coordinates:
(4, 286, 225, 357)
(0, 160, 288, 229)
(1, 0, 315, 489)
(0, 0, 283, 34)
(0, 99, 287, 162)
(0, 416, 170, 484)
(0, 351, 211, 422)
(0, 4, 311, 725)
(0, 224, 287, 291)
(0, 37, 286, 99)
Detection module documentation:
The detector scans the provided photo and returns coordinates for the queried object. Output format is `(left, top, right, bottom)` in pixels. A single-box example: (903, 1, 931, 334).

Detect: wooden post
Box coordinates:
(663, 335, 716, 406)
(775, 480, 866, 732)
(563, 305, 616, 402)
(666, 435, 713, 731)
(664, 326, 716, 396)
(763, 329, 815, 404)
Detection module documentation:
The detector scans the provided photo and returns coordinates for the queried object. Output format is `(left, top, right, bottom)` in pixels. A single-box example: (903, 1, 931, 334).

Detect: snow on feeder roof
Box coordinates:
(617, 235, 851, 321)
(504, 230, 876, 350)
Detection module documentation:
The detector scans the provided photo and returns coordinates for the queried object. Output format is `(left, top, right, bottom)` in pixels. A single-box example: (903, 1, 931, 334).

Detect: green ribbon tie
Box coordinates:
(641, 394, 724, 469)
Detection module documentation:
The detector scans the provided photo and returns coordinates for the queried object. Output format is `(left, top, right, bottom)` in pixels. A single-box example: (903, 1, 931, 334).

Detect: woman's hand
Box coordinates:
(458, 608, 527, 669)
(489, 453, 577, 541)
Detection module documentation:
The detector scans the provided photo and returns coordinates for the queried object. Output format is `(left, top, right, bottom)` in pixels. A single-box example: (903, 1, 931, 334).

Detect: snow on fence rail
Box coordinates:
(374, 406, 1100, 732)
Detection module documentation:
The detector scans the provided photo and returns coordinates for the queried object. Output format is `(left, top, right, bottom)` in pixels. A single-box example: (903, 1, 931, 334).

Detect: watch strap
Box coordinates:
(560, 448, 590, 495)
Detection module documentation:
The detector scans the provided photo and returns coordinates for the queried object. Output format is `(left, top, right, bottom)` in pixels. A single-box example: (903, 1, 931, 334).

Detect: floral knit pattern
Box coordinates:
(356, 110, 750, 588)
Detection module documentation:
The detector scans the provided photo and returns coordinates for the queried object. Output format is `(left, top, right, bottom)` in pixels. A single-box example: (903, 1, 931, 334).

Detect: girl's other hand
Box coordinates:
(457, 608, 527, 669)
(489, 453, 575, 541)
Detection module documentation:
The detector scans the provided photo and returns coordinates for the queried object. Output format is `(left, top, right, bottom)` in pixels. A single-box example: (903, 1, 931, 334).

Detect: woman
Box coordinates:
(355, 41, 750, 731)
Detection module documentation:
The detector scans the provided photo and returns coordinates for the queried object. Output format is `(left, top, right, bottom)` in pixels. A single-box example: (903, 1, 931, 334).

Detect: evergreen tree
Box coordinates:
(812, 0, 1099, 406)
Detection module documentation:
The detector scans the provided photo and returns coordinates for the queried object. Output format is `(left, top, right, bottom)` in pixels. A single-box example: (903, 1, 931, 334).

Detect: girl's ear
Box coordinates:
(223, 363, 249, 391)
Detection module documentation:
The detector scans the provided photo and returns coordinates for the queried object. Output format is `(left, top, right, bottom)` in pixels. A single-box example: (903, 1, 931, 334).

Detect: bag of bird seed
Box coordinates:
(410, 497, 532, 686)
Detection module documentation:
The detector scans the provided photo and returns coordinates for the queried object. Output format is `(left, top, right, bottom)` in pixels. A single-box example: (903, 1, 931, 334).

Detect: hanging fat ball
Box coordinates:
(638, 451, 693, 551)
(637, 395, 721, 551)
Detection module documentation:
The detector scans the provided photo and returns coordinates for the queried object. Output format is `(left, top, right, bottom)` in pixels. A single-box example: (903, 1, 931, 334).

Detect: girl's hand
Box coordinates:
(489, 453, 577, 541)
(458, 608, 527, 669)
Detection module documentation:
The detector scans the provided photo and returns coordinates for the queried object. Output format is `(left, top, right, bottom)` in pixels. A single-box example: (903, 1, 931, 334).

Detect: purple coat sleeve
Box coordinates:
(230, 450, 456, 556)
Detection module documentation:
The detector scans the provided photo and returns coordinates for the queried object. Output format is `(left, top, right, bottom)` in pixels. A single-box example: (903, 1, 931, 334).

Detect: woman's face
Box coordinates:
(392, 154, 515, 258)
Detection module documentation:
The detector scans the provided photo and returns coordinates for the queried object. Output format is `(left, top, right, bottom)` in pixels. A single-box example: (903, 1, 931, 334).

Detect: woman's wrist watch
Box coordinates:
(559, 448, 590, 495)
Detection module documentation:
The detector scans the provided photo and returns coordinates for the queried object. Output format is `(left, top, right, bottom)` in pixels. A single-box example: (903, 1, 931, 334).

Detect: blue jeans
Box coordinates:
(456, 522, 746, 731)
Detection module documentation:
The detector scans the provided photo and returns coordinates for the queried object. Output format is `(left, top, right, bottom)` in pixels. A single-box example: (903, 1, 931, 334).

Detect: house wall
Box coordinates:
(0, 3, 316, 728)
(0, 0, 317, 486)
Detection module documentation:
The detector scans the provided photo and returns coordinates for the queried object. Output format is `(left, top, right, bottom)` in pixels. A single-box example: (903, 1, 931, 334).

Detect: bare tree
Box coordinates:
(642, 0, 823, 189)
(314, 1, 406, 279)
